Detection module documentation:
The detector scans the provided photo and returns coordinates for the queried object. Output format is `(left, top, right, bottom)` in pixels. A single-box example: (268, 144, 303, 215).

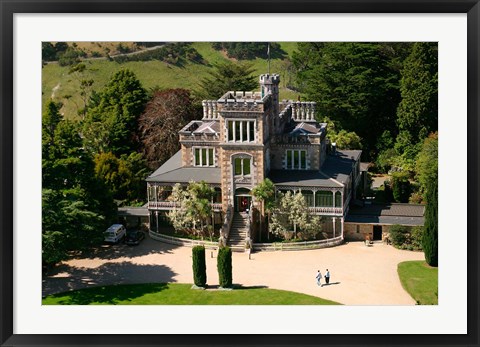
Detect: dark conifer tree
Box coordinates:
(422, 178, 438, 267)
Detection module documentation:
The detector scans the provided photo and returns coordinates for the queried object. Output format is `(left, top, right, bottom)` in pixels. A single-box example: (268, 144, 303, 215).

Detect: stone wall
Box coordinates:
(220, 147, 265, 211)
(344, 223, 373, 241)
(269, 143, 321, 170)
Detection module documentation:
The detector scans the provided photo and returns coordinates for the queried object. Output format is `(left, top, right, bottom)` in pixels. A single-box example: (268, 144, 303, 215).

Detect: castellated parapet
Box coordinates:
(260, 73, 280, 84)
(291, 101, 316, 122)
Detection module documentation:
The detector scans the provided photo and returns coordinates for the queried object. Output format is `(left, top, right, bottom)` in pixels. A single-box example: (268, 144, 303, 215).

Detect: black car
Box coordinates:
(124, 230, 145, 246)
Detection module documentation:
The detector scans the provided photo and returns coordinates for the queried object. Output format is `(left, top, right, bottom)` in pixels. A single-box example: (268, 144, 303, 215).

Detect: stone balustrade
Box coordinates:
(291, 101, 316, 121)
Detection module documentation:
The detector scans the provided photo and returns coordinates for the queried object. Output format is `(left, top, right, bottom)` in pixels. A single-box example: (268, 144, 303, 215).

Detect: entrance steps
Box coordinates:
(227, 212, 249, 252)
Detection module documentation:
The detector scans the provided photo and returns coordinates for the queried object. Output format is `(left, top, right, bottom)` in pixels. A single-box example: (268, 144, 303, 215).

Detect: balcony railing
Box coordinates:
(308, 206, 343, 215)
(148, 201, 223, 211)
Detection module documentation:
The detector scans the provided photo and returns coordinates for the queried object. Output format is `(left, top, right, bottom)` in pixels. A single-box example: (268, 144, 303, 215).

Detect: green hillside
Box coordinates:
(42, 42, 299, 119)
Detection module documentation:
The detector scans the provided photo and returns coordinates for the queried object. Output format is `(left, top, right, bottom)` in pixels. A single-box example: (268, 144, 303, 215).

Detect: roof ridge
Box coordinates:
(318, 170, 344, 186)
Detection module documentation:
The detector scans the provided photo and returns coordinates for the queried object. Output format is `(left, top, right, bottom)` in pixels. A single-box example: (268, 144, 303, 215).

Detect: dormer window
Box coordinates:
(193, 147, 215, 167)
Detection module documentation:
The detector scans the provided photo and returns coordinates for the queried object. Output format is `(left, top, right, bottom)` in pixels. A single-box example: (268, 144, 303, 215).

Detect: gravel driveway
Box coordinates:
(43, 234, 425, 305)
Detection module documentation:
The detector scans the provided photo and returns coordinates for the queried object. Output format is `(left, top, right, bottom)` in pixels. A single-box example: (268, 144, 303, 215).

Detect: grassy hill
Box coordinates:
(42, 42, 300, 119)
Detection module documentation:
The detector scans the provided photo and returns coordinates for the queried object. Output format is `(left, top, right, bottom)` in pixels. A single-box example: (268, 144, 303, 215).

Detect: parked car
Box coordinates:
(103, 224, 126, 244)
(125, 230, 145, 246)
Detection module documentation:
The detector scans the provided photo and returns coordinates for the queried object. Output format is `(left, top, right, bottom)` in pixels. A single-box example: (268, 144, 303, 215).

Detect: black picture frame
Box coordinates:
(1, 1, 479, 346)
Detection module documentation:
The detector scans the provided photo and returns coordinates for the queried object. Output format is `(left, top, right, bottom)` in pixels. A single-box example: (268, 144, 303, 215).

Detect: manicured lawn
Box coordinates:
(42, 283, 340, 305)
(397, 261, 438, 305)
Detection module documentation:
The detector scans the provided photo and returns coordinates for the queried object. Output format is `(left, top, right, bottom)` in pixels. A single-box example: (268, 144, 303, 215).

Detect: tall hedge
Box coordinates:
(192, 246, 207, 287)
(217, 247, 232, 288)
(422, 178, 438, 266)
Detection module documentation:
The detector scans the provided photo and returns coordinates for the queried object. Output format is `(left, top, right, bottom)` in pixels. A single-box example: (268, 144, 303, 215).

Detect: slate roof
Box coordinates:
(269, 150, 361, 188)
(146, 150, 221, 184)
(193, 121, 220, 134)
(322, 150, 362, 184)
(268, 170, 343, 188)
(345, 203, 425, 226)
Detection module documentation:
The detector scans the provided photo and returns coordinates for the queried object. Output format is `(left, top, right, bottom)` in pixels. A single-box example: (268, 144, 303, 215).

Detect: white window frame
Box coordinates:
(285, 149, 308, 170)
(226, 119, 256, 143)
(193, 147, 215, 167)
(233, 157, 251, 176)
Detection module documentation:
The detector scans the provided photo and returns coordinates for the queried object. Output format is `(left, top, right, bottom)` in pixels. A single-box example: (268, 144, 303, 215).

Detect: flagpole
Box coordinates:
(267, 42, 270, 75)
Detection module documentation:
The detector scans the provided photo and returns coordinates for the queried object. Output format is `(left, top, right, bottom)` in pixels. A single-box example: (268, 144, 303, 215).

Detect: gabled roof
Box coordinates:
(146, 150, 221, 184)
(290, 122, 323, 135)
(193, 121, 220, 134)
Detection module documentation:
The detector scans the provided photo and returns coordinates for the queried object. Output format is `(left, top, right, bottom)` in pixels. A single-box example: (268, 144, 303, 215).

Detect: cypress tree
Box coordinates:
(422, 178, 438, 266)
(192, 246, 207, 287)
(217, 247, 232, 288)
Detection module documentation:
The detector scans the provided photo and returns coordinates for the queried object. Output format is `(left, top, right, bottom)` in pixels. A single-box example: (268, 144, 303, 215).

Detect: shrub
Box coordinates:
(192, 246, 206, 287)
(389, 224, 423, 251)
(389, 224, 409, 246)
(217, 246, 232, 288)
(410, 226, 424, 250)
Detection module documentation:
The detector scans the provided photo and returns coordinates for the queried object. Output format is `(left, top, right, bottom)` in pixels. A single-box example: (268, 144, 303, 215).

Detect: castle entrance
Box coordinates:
(234, 188, 251, 213)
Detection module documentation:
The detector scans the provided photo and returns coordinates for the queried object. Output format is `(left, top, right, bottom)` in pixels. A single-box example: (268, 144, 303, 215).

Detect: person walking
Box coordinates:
(315, 270, 322, 286)
(325, 269, 330, 285)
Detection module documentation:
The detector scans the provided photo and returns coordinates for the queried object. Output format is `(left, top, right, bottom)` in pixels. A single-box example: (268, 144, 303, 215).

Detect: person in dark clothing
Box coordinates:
(325, 269, 330, 285)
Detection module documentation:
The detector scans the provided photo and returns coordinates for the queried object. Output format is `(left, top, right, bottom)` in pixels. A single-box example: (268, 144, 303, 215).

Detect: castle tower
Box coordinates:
(260, 74, 280, 135)
(260, 73, 280, 113)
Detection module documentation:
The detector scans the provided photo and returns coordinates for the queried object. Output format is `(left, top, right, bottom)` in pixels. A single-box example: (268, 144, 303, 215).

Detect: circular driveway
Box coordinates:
(43, 235, 425, 305)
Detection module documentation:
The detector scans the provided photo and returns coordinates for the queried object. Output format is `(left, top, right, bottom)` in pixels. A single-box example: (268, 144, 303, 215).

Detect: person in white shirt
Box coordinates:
(325, 269, 330, 285)
(315, 270, 322, 286)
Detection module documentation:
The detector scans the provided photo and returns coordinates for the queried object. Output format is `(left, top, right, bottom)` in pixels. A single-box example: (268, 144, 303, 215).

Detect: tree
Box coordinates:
(269, 192, 322, 240)
(167, 181, 215, 237)
(293, 42, 406, 159)
(42, 100, 63, 149)
(415, 132, 438, 198)
(396, 43, 438, 146)
(252, 179, 276, 241)
(197, 61, 257, 100)
(329, 130, 363, 150)
(217, 246, 232, 288)
(422, 178, 438, 266)
(138, 89, 201, 170)
(83, 69, 147, 155)
(58, 47, 82, 66)
(42, 42, 57, 61)
(42, 112, 116, 266)
(391, 171, 412, 203)
(192, 246, 207, 287)
(68, 63, 95, 119)
(211, 42, 283, 60)
(94, 152, 149, 205)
